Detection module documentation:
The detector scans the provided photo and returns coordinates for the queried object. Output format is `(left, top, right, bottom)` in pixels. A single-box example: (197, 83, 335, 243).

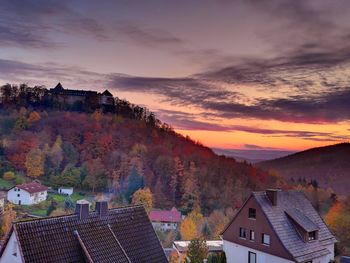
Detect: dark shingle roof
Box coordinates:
(253, 190, 337, 263)
(11, 205, 167, 263)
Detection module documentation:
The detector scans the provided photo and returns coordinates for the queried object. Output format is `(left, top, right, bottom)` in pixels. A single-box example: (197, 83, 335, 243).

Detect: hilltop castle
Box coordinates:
(49, 82, 114, 107)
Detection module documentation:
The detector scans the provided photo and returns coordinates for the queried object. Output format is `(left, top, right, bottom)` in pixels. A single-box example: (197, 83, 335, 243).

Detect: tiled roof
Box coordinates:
(253, 190, 337, 263)
(8, 205, 167, 263)
(16, 182, 48, 194)
(149, 207, 181, 223)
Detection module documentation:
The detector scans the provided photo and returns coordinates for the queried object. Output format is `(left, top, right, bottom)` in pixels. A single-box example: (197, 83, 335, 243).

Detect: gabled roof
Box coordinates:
(15, 182, 48, 194)
(101, 90, 113, 96)
(149, 207, 181, 223)
(53, 82, 64, 90)
(252, 190, 337, 263)
(2, 205, 167, 263)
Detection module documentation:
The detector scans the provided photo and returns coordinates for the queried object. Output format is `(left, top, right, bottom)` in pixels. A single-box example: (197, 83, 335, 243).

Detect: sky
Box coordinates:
(1, 0, 350, 152)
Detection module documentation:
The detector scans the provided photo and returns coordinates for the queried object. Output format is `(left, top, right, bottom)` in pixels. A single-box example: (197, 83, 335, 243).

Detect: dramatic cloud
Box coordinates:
(157, 109, 348, 142)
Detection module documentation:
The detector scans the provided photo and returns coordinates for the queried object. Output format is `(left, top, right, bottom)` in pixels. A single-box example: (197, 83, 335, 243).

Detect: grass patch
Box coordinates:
(30, 209, 48, 217)
(0, 178, 14, 190)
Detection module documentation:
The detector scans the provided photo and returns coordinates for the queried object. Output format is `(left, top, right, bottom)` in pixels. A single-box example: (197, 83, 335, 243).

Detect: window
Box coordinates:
(248, 208, 256, 219)
(239, 227, 247, 239)
(262, 233, 270, 245)
(248, 252, 256, 263)
(308, 231, 317, 241)
(12, 241, 17, 257)
(250, 230, 255, 241)
(17, 194, 20, 197)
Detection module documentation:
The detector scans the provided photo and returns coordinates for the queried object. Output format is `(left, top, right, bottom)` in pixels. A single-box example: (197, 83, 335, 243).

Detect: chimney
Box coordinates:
(75, 200, 90, 220)
(266, 189, 280, 206)
(96, 201, 108, 217)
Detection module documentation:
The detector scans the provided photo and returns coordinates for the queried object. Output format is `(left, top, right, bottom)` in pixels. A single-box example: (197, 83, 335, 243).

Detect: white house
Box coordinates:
(222, 189, 337, 263)
(7, 182, 48, 205)
(58, 187, 73, 196)
(149, 207, 182, 231)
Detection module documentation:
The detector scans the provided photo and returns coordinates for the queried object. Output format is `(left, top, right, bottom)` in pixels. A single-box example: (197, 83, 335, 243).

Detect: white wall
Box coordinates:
(223, 240, 294, 263)
(310, 244, 335, 263)
(224, 240, 335, 263)
(152, 222, 178, 231)
(58, 188, 73, 196)
(7, 188, 47, 205)
(0, 232, 23, 263)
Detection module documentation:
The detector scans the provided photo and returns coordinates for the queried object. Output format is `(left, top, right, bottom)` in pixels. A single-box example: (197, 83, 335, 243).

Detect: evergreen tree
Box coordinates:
(187, 238, 208, 263)
(202, 220, 212, 239)
(126, 166, 144, 201)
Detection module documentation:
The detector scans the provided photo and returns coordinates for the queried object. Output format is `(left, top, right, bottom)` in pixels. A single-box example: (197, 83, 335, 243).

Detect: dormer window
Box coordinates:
(308, 231, 317, 241)
(248, 208, 256, 219)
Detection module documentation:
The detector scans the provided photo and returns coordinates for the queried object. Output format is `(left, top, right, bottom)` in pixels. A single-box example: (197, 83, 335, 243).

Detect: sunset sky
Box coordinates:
(1, 0, 350, 151)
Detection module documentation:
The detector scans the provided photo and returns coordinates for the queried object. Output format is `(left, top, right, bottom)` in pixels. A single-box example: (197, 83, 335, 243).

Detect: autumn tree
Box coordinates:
(25, 148, 45, 178)
(180, 210, 204, 240)
(0, 203, 16, 238)
(47, 135, 63, 172)
(83, 158, 106, 192)
(187, 238, 208, 263)
(14, 108, 28, 131)
(208, 210, 230, 239)
(3, 171, 15, 181)
(28, 111, 41, 123)
(132, 187, 153, 212)
(325, 197, 350, 253)
(168, 250, 180, 263)
(181, 161, 200, 213)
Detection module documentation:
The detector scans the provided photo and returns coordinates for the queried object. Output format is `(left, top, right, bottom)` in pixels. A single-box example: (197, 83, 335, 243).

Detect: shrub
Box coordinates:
(3, 171, 15, 181)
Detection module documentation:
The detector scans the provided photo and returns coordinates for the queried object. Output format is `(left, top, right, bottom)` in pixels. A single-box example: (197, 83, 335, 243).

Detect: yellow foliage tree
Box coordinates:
(325, 200, 350, 244)
(3, 171, 15, 181)
(28, 111, 41, 123)
(180, 216, 198, 240)
(25, 148, 45, 178)
(131, 187, 153, 213)
(0, 203, 16, 238)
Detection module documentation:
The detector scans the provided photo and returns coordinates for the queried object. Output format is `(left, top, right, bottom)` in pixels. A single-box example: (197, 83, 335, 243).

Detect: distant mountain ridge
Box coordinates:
(257, 143, 350, 195)
(213, 148, 294, 163)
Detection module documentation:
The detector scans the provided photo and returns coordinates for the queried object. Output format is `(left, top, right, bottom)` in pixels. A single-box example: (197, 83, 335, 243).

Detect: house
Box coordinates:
(49, 83, 114, 107)
(7, 182, 48, 205)
(222, 189, 337, 263)
(58, 187, 73, 196)
(0, 200, 167, 263)
(149, 207, 182, 231)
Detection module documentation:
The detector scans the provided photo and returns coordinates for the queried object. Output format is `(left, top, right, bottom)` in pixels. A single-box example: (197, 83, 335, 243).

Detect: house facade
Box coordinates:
(7, 182, 48, 205)
(0, 201, 167, 263)
(149, 207, 182, 231)
(222, 189, 337, 263)
(58, 187, 73, 196)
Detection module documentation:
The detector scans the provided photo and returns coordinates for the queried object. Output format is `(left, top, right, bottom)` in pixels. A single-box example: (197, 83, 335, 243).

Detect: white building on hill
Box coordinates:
(7, 182, 48, 205)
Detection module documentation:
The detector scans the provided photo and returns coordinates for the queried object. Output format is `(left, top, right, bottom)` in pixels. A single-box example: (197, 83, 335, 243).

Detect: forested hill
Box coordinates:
(0, 84, 279, 214)
(258, 143, 350, 195)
